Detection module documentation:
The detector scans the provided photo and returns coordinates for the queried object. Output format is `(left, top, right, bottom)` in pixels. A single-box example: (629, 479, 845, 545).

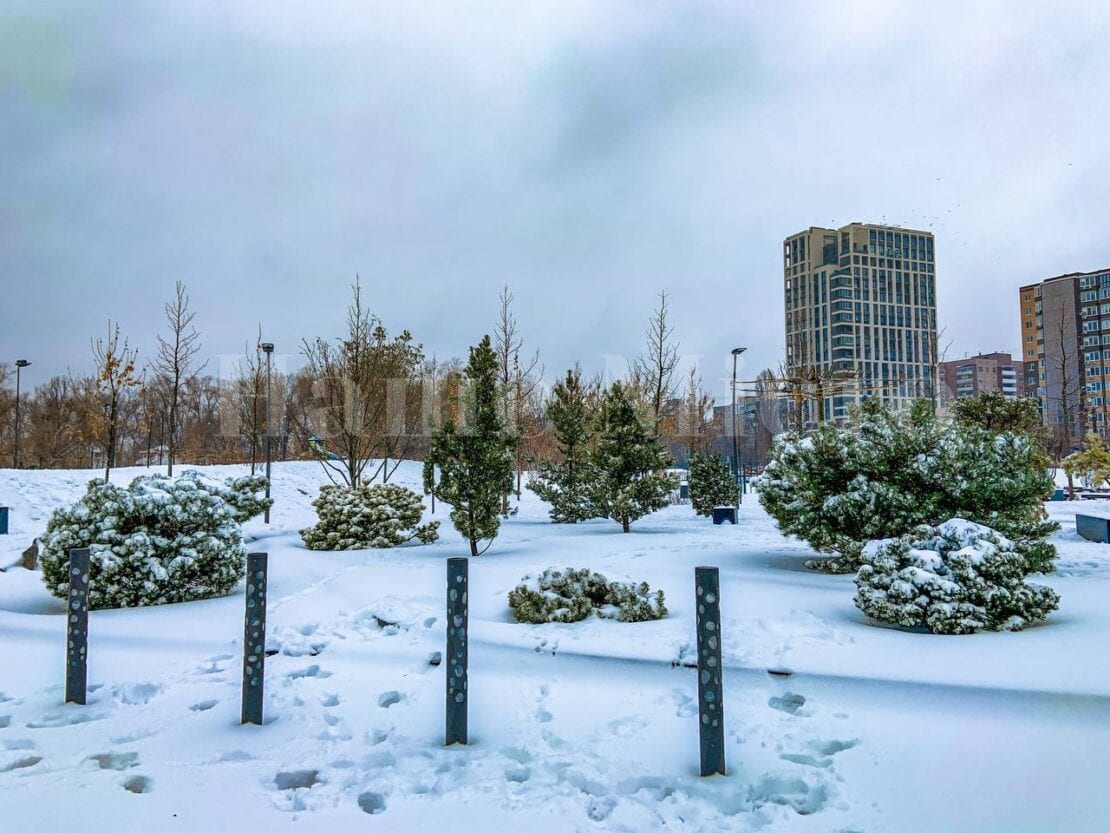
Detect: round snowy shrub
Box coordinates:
(300, 483, 439, 550)
(508, 568, 667, 624)
(854, 519, 1060, 634)
(40, 472, 257, 610)
(687, 453, 736, 517)
(757, 399, 1056, 573)
(220, 473, 274, 522)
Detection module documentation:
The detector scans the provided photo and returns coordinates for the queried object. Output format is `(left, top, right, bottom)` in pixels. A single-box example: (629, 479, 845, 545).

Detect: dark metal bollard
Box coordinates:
(65, 549, 91, 705)
(695, 566, 726, 776)
(446, 557, 469, 746)
(0, 506, 9, 535)
(241, 552, 268, 726)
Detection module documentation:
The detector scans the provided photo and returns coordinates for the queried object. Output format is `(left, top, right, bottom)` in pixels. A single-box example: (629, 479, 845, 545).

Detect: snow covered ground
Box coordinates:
(2, 461, 1110, 832)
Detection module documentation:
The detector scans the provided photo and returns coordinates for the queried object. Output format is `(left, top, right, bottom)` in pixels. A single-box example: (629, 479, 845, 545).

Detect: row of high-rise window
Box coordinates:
(866, 228, 934, 262)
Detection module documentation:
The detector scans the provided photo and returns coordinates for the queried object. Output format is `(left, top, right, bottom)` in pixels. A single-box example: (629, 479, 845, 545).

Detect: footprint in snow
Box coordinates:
(357, 791, 386, 815)
(122, 775, 152, 794)
(190, 700, 219, 713)
(1, 755, 43, 772)
(88, 751, 139, 771)
(113, 682, 161, 705)
(377, 691, 403, 709)
(768, 692, 807, 715)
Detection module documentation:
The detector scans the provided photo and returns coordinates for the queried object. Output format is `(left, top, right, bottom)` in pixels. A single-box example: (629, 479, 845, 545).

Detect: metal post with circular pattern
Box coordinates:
(695, 566, 725, 776)
(65, 548, 91, 705)
(446, 556, 469, 746)
(241, 552, 268, 726)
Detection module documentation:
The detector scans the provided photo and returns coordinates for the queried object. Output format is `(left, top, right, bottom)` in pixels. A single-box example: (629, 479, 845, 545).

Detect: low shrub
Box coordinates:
(40, 471, 261, 610)
(300, 483, 439, 550)
(508, 568, 667, 624)
(854, 519, 1059, 635)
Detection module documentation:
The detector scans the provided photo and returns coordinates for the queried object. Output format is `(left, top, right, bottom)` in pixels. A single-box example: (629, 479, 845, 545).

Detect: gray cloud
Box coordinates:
(2, 0, 1109, 398)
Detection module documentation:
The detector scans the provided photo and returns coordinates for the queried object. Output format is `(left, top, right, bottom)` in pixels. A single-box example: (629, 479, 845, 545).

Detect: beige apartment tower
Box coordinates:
(783, 222, 938, 424)
(1019, 267, 1110, 437)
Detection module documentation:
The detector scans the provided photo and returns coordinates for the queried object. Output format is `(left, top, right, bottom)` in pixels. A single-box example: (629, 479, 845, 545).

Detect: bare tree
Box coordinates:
(300, 278, 424, 487)
(153, 282, 206, 475)
(237, 326, 266, 473)
(493, 285, 543, 503)
(676, 366, 714, 458)
(0, 363, 12, 464)
(92, 320, 142, 482)
(24, 376, 84, 468)
(1046, 305, 1085, 497)
(632, 291, 680, 432)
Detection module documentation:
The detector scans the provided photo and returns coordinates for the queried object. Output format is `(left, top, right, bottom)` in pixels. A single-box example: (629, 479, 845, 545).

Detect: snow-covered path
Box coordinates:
(3, 462, 1110, 832)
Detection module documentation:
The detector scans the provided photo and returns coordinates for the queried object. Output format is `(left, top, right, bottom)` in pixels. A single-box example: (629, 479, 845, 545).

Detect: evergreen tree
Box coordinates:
(1063, 432, 1110, 489)
(590, 381, 676, 533)
(758, 398, 1056, 573)
(952, 391, 1043, 435)
(687, 453, 736, 516)
(425, 336, 517, 556)
(527, 368, 602, 522)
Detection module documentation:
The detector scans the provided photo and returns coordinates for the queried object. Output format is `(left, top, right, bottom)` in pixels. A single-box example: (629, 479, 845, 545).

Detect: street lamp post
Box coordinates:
(13, 359, 31, 468)
(731, 347, 747, 508)
(261, 342, 274, 524)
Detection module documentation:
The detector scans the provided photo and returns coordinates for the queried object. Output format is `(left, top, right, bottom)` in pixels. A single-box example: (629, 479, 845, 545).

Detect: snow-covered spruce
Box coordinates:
(508, 568, 667, 624)
(300, 483, 439, 550)
(757, 399, 1056, 574)
(39, 471, 270, 610)
(687, 452, 736, 517)
(589, 381, 676, 533)
(854, 519, 1060, 634)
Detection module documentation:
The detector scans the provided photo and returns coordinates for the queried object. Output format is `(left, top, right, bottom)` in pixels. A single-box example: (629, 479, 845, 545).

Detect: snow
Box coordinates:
(2, 461, 1110, 832)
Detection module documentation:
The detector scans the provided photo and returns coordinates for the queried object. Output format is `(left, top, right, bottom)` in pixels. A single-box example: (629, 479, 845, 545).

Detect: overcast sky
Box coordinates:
(2, 0, 1109, 399)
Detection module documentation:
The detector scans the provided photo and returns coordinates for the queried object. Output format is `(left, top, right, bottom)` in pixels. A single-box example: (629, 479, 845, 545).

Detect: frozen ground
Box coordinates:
(2, 461, 1109, 833)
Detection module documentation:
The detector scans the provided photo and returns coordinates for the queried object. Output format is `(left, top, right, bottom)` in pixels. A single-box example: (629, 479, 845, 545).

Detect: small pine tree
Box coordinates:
(952, 391, 1043, 435)
(589, 381, 676, 533)
(1063, 432, 1110, 490)
(687, 453, 735, 516)
(425, 336, 517, 556)
(301, 483, 439, 550)
(528, 368, 603, 523)
(855, 519, 1059, 634)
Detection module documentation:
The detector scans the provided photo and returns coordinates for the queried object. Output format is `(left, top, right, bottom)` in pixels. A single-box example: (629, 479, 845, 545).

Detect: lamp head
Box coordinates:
(260, 342, 275, 354)
(731, 347, 747, 356)
(15, 359, 30, 368)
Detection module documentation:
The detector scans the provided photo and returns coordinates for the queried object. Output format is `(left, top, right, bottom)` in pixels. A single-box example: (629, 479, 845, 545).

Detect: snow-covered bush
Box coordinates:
(220, 473, 274, 522)
(757, 399, 1056, 573)
(687, 453, 736, 517)
(300, 483, 439, 550)
(855, 519, 1059, 634)
(40, 472, 256, 609)
(508, 568, 667, 624)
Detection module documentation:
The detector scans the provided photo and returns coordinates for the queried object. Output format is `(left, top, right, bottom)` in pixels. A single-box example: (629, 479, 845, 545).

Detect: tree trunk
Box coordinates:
(622, 516, 630, 533)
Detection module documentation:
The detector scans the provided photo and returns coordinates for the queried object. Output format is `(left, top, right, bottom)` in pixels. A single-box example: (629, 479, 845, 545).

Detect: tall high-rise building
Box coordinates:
(783, 222, 938, 423)
(1019, 267, 1110, 436)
